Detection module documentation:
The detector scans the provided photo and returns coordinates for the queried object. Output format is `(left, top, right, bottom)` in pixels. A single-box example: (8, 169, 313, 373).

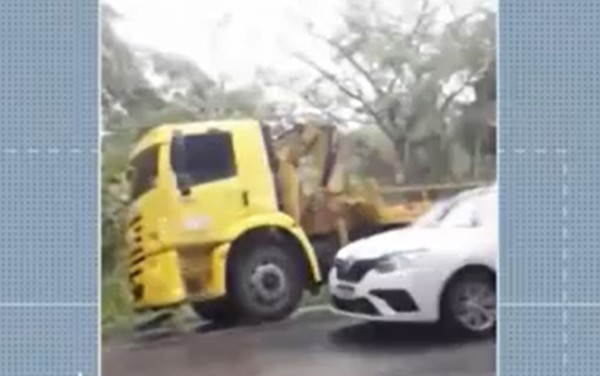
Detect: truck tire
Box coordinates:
(228, 239, 304, 323)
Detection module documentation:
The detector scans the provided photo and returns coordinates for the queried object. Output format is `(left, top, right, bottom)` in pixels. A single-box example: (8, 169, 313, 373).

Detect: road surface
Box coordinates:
(103, 310, 495, 376)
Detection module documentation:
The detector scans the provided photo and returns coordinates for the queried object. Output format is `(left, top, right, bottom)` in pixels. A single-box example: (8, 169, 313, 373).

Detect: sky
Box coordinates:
(106, 0, 495, 87)
(106, 0, 345, 86)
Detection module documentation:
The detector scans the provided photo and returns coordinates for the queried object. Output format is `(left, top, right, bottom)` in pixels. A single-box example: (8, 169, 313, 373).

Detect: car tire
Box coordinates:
(228, 238, 305, 323)
(440, 270, 496, 337)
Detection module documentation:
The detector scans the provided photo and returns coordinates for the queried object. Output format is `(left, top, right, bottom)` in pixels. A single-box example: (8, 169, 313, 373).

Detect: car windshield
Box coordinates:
(411, 189, 486, 228)
(411, 197, 455, 228)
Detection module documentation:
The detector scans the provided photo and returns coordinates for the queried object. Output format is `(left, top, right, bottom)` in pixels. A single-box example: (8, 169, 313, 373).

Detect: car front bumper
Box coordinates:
(328, 265, 440, 323)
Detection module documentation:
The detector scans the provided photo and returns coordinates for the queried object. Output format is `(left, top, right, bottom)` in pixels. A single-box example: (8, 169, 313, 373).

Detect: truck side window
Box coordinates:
(129, 145, 160, 201)
(174, 132, 237, 185)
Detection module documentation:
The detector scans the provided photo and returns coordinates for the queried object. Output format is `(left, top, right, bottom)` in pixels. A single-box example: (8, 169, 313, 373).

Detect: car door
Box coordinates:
(435, 190, 498, 270)
(475, 191, 498, 269)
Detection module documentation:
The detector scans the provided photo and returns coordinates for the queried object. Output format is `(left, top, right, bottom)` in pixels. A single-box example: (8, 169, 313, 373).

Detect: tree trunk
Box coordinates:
(394, 137, 417, 184)
(472, 136, 482, 180)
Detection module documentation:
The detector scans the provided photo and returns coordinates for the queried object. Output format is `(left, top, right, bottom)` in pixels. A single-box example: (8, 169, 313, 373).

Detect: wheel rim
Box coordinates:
(452, 281, 496, 332)
(248, 262, 289, 306)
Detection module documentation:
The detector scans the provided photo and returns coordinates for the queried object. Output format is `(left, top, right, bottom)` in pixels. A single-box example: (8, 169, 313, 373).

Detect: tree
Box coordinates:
(454, 59, 496, 179)
(102, 3, 264, 131)
(101, 3, 160, 130)
(293, 0, 496, 183)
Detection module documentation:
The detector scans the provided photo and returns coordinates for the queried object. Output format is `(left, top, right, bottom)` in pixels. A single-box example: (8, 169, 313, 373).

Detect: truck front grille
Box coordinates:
(127, 215, 145, 302)
(127, 215, 145, 260)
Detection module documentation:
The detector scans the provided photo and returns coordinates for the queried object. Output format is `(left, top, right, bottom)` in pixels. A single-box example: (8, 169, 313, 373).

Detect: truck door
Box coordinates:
(173, 131, 247, 232)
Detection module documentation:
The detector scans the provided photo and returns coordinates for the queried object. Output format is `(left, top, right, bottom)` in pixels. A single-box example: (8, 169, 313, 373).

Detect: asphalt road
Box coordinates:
(103, 310, 495, 376)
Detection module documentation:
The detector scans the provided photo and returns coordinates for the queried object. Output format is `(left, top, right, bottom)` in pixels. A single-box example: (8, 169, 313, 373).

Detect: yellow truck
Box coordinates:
(124, 118, 479, 323)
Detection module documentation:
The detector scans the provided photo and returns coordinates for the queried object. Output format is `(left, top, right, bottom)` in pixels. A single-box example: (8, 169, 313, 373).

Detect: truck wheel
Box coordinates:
(228, 239, 304, 322)
(440, 270, 496, 337)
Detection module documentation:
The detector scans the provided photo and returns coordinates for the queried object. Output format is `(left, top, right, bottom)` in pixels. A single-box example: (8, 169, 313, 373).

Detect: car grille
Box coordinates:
(370, 289, 419, 312)
(334, 258, 378, 283)
(332, 296, 380, 316)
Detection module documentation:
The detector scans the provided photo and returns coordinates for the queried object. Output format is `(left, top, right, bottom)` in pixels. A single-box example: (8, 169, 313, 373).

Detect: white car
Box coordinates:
(328, 184, 497, 336)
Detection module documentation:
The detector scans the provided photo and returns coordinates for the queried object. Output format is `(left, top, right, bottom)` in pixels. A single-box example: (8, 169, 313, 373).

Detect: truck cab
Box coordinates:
(125, 119, 322, 322)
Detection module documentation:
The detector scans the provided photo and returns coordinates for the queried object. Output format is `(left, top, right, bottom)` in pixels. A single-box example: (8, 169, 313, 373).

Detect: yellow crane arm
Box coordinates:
(270, 122, 345, 222)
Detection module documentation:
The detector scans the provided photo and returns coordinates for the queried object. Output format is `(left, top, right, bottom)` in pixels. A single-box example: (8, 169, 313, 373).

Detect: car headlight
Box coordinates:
(375, 249, 428, 273)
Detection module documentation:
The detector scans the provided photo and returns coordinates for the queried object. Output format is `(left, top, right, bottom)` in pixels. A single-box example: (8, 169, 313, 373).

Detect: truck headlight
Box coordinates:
(375, 249, 428, 273)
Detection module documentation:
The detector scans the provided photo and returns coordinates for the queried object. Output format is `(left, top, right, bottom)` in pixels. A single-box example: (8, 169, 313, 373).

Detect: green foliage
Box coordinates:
(102, 272, 132, 330)
(102, 129, 133, 276)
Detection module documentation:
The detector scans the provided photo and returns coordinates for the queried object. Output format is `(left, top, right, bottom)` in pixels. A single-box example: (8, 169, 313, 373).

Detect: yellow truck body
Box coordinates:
(125, 120, 321, 316)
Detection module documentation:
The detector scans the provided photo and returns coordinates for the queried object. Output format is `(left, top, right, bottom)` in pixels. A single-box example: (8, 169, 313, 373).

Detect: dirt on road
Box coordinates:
(102, 311, 495, 376)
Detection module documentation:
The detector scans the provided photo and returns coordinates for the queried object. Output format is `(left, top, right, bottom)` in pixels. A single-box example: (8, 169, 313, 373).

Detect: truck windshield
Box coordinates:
(128, 145, 159, 201)
(170, 132, 236, 186)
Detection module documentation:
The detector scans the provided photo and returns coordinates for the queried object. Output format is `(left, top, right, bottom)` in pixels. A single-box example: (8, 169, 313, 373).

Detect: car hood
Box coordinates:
(336, 227, 436, 260)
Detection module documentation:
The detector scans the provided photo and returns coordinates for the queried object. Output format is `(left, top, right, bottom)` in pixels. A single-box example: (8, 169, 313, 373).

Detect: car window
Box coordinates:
(439, 190, 497, 228)
(411, 187, 496, 228)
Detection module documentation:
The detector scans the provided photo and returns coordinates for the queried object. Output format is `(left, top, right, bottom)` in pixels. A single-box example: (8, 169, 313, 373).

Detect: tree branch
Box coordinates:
(307, 29, 384, 98)
(293, 53, 381, 120)
(386, 70, 405, 95)
(409, 0, 432, 42)
(294, 54, 397, 139)
(299, 92, 349, 127)
(438, 62, 490, 114)
(296, 55, 399, 142)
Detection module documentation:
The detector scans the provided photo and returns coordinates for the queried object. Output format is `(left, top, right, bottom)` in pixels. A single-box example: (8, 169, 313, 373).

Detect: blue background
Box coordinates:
(500, 0, 600, 375)
(0, 0, 98, 375)
(0, 0, 599, 374)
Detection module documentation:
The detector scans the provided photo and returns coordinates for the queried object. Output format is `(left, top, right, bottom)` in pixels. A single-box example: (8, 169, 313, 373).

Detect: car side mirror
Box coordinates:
(171, 131, 191, 196)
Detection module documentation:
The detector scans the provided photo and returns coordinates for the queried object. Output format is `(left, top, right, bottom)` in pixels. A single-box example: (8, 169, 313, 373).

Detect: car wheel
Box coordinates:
(441, 270, 496, 337)
(228, 239, 305, 323)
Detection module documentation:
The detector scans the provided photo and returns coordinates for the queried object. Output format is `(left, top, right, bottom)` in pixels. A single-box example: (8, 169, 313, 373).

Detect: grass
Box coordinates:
(101, 277, 332, 339)
(102, 273, 134, 338)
